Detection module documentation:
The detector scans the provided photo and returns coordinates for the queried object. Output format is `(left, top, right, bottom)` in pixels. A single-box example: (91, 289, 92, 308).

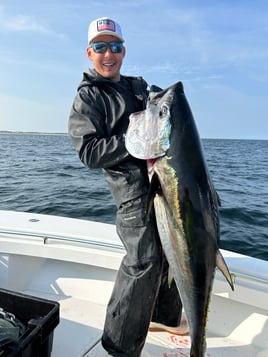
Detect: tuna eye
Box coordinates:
(159, 105, 168, 118)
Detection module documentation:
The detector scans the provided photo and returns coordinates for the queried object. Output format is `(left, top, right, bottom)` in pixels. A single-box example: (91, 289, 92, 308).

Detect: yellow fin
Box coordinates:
(168, 267, 174, 288)
(216, 250, 234, 291)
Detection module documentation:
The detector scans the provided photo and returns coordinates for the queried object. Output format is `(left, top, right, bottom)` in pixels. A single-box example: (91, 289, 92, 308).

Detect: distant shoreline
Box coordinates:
(0, 131, 68, 136)
(0, 131, 266, 141)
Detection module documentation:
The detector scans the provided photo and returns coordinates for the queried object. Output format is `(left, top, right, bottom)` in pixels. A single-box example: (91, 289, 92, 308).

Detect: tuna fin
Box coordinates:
(146, 172, 162, 217)
(216, 191, 221, 206)
(216, 250, 234, 291)
(145, 171, 163, 225)
(168, 267, 174, 288)
(150, 172, 162, 194)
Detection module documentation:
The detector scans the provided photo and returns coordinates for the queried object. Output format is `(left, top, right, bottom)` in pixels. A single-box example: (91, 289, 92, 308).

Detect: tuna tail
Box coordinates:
(216, 250, 234, 290)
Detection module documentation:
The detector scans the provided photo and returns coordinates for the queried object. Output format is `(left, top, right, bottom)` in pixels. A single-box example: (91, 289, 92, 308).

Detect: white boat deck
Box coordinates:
(0, 210, 268, 356)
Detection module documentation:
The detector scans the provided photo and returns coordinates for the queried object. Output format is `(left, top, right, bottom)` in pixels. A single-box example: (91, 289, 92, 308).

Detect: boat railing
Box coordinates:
(0, 226, 268, 308)
(0, 227, 125, 251)
(1, 227, 267, 289)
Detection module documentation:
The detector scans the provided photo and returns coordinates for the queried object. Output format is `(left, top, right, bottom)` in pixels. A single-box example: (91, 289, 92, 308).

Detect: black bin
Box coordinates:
(0, 288, 59, 357)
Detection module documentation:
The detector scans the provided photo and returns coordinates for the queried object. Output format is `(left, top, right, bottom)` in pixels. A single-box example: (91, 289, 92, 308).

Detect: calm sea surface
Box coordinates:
(0, 133, 267, 261)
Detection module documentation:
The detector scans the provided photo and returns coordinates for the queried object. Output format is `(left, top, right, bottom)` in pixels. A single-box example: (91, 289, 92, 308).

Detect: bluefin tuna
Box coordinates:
(125, 81, 234, 357)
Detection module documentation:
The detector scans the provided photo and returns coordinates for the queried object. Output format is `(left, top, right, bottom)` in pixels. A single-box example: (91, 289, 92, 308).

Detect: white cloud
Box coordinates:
(0, 5, 66, 39)
(0, 6, 49, 33)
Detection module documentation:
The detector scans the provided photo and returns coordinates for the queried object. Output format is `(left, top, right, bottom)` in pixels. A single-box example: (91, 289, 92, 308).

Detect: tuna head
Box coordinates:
(126, 85, 176, 160)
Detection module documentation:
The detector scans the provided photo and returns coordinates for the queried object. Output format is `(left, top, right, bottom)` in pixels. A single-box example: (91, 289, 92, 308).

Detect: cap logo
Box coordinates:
(97, 19, 115, 33)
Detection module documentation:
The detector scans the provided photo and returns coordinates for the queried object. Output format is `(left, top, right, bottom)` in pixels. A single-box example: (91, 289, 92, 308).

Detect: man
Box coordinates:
(68, 17, 188, 357)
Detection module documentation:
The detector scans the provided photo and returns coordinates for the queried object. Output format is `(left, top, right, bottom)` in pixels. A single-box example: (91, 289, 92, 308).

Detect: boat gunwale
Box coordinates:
(1, 227, 268, 287)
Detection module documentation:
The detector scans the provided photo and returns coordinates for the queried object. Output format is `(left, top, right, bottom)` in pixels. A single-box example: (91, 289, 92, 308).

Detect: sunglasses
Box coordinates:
(90, 41, 124, 54)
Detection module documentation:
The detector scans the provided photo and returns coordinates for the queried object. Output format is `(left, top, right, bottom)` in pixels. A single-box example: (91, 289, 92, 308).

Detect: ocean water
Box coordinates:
(0, 133, 267, 261)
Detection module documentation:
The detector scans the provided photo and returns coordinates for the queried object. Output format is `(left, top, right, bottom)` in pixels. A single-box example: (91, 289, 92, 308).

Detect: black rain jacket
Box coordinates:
(68, 69, 150, 208)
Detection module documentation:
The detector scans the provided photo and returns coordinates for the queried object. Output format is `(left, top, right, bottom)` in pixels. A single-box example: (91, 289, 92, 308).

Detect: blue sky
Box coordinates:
(0, 0, 267, 139)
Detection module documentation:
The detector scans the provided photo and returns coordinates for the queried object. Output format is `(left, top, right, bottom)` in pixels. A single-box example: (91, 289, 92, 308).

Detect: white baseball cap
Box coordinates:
(88, 17, 125, 44)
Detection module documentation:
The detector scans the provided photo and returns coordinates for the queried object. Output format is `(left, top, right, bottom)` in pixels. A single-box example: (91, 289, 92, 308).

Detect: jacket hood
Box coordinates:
(77, 68, 106, 90)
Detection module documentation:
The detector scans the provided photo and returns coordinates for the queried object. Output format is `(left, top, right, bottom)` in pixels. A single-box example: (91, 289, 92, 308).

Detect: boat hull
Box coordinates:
(0, 210, 267, 357)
